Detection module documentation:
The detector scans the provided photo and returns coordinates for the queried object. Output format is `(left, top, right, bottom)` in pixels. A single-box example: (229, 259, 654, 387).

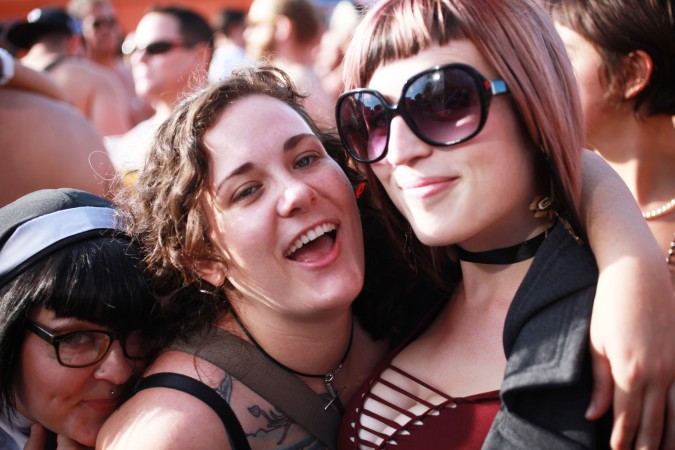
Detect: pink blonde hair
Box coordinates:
(343, 0, 585, 223)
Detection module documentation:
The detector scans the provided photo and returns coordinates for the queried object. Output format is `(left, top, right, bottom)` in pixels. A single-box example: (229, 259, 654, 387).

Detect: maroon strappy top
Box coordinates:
(338, 360, 500, 449)
(338, 301, 501, 449)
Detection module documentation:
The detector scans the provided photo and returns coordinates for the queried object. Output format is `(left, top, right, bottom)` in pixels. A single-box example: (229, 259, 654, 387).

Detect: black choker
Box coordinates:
(233, 313, 353, 414)
(454, 231, 547, 264)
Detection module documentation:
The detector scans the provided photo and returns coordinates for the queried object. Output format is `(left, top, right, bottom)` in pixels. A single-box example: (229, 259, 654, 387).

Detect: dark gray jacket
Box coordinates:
(483, 223, 612, 449)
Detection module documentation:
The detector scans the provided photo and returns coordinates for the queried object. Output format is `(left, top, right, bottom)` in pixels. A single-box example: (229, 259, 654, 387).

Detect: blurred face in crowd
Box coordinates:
(79, 1, 122, 57)
(129, 12, 207, 107)
(554, 23, 613, 150)
(244, 0, 277, 60)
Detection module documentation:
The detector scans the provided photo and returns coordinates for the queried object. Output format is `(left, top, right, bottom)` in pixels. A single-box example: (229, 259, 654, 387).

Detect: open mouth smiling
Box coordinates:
(286, 223, 337, 260)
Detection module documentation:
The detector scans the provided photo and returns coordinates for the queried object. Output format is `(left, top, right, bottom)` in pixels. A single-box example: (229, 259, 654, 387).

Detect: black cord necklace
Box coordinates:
(453, 231, 547, 264)
(233, 312, 353, 414)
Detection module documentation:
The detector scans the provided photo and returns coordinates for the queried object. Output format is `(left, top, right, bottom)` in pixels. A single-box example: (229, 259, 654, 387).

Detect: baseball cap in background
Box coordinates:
(7, 7, 82, 50)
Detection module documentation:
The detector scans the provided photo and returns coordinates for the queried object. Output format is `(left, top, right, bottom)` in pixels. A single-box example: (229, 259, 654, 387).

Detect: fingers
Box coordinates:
(610, 382, 643, 450)
(24, 424, 48, 450)
(662, 384, 675, 450)
(633, 385, 666, 450)
(55, 435, 90, 450)
(587, 350, 614, 420)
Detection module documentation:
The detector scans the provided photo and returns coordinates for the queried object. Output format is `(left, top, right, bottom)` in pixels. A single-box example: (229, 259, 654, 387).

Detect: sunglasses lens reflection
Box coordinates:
(338, 92, 390, 162)
(338, 66, 486, 163)
(404, 68, 481, 147)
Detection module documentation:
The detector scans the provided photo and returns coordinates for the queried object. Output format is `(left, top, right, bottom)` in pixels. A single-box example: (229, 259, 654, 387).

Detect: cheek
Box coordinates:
(15, 350, 86, 421)
(371, 165, 406, 212)
(568, 59, 606, 121)
(210, 209, 270, 273)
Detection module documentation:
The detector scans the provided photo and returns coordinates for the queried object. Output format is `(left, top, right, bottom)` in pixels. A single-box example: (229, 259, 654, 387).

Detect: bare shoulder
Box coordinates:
(0, 89, 114, 206)
(59, 59, 128, 95)
(63, 58, 117, 81)
(97, 381, 231, 450)
(97, 351, 231, 449)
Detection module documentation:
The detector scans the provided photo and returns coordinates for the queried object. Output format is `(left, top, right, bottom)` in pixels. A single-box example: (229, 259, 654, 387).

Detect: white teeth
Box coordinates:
(286, 223, 337, 257)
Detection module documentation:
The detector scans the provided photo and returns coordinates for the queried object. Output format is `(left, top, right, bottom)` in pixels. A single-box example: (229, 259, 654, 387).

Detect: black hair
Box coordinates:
(0, 236, 159, 419)
(547, 0, 675, 117)
(148, 5, 214, 49)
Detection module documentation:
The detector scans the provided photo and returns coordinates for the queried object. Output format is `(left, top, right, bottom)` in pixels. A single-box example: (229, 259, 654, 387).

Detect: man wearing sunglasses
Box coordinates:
(105, 5, 213, 187)
(68, 0, 154, 127)
(6, 6, 132, 137)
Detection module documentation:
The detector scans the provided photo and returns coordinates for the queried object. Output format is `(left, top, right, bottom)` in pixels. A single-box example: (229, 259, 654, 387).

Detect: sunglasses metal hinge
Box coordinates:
(491, 80, 508, 96)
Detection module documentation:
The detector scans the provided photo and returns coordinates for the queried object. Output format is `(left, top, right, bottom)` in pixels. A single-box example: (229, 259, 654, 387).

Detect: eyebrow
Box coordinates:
(215, 133, 318, 192)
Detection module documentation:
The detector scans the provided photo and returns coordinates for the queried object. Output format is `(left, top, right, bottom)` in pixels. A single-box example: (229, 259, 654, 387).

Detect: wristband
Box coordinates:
(0, 48, 16, 86)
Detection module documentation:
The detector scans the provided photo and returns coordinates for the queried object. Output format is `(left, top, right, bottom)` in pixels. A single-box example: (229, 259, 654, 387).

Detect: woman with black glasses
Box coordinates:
(335, 0, 674, 448)
(0, 189, 160, 450)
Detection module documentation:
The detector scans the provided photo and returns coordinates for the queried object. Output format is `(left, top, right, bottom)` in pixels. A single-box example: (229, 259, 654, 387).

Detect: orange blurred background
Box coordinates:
(0, 0, 253, 36)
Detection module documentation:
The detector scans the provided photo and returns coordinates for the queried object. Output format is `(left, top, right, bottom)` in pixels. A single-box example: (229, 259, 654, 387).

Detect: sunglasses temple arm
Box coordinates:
(491, 80, 508, 96)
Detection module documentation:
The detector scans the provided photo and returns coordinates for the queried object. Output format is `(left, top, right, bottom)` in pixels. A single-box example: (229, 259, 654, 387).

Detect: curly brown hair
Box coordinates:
(121, 65, 433, 342)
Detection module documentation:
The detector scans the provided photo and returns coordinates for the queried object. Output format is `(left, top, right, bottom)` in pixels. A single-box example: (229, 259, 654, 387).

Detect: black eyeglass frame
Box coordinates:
(25, 320, 144, 368)
(335, 63, 509, 164)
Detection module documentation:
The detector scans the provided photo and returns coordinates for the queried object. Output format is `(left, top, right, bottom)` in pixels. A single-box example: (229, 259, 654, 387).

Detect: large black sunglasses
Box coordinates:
(335, 63, 509, 164)
(123, 40, 189, 56)
(26, 320, 147, 368)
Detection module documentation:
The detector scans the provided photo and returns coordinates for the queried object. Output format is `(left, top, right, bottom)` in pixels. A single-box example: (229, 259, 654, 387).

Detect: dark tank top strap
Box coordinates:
(135, 372, 251, 450)
(42, 55, 67, 73)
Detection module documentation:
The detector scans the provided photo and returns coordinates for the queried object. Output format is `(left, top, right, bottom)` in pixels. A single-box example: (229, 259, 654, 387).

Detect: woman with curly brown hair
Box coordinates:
(97, 66, 421, 450)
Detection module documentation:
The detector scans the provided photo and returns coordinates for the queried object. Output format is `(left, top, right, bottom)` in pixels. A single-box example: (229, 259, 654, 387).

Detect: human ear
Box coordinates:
(193, 42, 211, 62)
(623, 50, 652, 100)
(274, 15, 293, 42)
(188, 257, 227, 287)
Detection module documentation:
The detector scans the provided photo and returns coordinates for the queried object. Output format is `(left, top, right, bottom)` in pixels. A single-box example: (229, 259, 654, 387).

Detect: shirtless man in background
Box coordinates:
(7, 7, 131, 137)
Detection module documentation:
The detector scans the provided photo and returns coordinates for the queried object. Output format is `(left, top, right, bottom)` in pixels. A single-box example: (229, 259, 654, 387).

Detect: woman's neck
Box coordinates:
(222, 305, 387, 405)
(459, 255, 534, 310)
(456, 222, 550, 308)
(591, 114, 675, 207)
(223, 304, 354, 379)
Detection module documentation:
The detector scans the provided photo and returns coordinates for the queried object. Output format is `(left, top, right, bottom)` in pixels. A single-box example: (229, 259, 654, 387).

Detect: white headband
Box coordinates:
(0, 206, 124, 281)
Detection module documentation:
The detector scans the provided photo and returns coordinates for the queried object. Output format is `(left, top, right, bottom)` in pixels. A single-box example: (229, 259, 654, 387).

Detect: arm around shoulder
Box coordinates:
(578, 150, 675, 450)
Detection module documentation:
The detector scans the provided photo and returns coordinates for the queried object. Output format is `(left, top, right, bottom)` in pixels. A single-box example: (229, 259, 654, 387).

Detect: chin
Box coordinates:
(62, 418, 106, 447)
(317, 279, 364, 309)
(68, 428, 99, 447)
(411, 224, 453, 248)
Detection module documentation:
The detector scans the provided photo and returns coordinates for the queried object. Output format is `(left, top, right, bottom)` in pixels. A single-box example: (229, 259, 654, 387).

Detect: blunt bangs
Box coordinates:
(343, 0, 467, 89)
(16, 237, 154, 333)
(343, 0, 585, 228)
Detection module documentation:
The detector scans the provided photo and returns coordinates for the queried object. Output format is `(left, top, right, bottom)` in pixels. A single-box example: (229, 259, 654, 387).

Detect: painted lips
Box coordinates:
(397, 176, 458, 199)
